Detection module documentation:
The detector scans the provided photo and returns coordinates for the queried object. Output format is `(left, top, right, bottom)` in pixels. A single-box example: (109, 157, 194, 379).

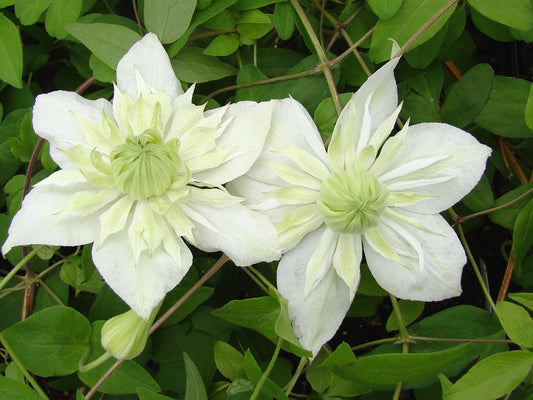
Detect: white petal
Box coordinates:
(193, 100, 274, 184)
(33, 91, 113, 168)
(236, 98, 328, 190)
(277, 227, 354, 355)
(373, 123, 492, 213)
(363, 211, 465, 301)
(92, 229, 192, 319)
(2, 176, 100, 254)
(183, 189, 281, 265)
(116, 33, 183, 100)
(328, 58, 399, 172)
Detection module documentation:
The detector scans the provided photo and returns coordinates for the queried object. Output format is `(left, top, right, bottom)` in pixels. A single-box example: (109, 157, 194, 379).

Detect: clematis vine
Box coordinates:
(2, 33, 280, 320)
(228, 58, 492, 355)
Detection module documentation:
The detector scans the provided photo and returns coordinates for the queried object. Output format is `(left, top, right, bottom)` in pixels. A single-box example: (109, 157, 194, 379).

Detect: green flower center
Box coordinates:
(110, 130, 182, 200)
(318, 168, 388, 234)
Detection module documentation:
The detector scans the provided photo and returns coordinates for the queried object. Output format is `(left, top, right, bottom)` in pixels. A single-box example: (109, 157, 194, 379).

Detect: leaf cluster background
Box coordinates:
(0, 0, 532, 399)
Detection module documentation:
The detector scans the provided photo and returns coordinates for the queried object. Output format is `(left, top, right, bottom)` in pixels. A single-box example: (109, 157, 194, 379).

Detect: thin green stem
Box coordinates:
(449, 208, 498, 312)
(243, 267, 269, 294)
(394, 0, 459, 58)
(289, 0, 341, 114)
(84, 359, 123, 400)
(0, 332, 49, 400)
(250, 337, 284, 400)
(247, 266, 277, 293)
(389, 295, 409, 341)
(350, 336, 399, 352)
(284, 357, 307, 396)
(0, 246, 44, 292)
(411, 336, 513, 344)
(458, 187, 533, 223)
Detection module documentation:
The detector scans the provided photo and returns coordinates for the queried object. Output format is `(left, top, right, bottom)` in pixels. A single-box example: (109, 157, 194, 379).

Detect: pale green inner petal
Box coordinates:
(378, 155, 449, 183)
(271, 185, 320, 205)
(363, 226, 404, 266)
(369, 120, 409, 177)
(385, 175, 454, 192)
(98, 195, 135, 245)
(332, 233, 362, 295)
(268, 163, 322, 190)
(277, 204, 323, 250)
(368, 103, 402, 151)
(275, 147, 331, 181)
(386, 191, 437, 207)
(304, 228, 338, 296)
(64, 189, 120, 216)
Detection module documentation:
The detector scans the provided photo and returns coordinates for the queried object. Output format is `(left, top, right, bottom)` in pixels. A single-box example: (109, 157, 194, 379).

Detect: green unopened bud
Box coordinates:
(318, 168, 388, 234)
(111, 130, 182, 200)
(100, 310, 151, 360)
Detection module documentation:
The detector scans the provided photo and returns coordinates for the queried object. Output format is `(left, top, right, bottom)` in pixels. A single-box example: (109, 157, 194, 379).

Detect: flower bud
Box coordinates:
(100, 310, 151, 360)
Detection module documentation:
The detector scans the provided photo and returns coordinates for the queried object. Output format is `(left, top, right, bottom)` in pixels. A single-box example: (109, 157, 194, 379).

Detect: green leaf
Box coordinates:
(470, 8, 514, 42)
(369, 0, 457, 63)
(337, 345, 474, 387)
(441, 64, 494, 128)
(214, 341, 245, 380)
(233, 0, 285, 11)
(0, 375, 42, 400)
(138, 387, 176, 400)
(489, 182, 533, 230)
(184, 352, 208, 400)
(66, 22, 141, 69)
(475, 76, 533, 138)
(467, 0, 533, 31)
(89, 54, 115, 83)
(167, 0, 238, 56)
(1, 306, 91, 376)
(0, 13, 23, 88)
(238, 10, 273, 44)
(386, 300, 425, 332)
(461, 174, 494, 212)
(513, 198, 533, 275)
(144, 0, 197, 44)
(496, 301, 533, 348)
(367, 0, 402, 20)
(45, 0, 82, 39)
(508, 293, 533, 311)
(526, 83, 533, 130)
(203, 33, 239, 56)
(171, 47, 237, 83)
(15, 0, 51, 25)
(443, 351, 533, 400)
(274, 2, 294, 40)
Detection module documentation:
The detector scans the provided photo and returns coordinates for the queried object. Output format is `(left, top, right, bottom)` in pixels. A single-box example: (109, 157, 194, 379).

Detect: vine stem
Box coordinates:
(249, 337, 283, 400)
(0, 246, 43, 292)
(456, 187, 533, 223)
(450, 208, 498, 313)
(289, 0, 342, 114)
(0, 332, 49, 399)
(284, 357, 307, 396)
(394, 0, 459, 58)
(84, 255, 229, 399)
(389, 294, 410, 400)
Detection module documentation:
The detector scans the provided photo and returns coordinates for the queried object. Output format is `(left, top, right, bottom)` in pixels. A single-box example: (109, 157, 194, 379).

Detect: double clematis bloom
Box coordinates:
(228, 57, 492, 355)
(2, 33, 280, 320)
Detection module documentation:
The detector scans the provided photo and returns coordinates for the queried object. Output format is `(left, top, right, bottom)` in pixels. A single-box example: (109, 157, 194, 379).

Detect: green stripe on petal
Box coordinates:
(386, 191, 437, 207)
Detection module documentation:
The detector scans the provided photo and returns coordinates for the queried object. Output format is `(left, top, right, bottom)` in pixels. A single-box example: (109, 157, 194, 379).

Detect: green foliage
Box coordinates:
(0, 13, 23, 88)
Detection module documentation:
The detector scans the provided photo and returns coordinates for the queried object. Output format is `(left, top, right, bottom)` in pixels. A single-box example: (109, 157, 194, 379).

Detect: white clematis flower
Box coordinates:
(228, 57, 492, 355)
(2, 33, 280, 319)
